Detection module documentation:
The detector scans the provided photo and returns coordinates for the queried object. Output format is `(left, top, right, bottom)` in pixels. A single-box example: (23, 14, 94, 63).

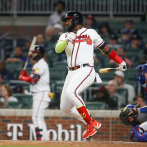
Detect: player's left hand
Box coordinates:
(118, 61, 127, 71)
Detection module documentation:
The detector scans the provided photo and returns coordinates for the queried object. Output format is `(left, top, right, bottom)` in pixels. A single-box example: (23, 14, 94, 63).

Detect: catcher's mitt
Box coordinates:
(119, 107, 138, 125)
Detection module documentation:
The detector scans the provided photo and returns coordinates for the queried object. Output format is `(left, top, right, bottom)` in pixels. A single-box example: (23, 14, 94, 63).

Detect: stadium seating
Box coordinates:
(142, 37, 147, 44)
(100, 35, 109, 44)
(109, 22, 124, 32)
(124, 68, 137, 82)
(50, 68, 67, 83)
(2, 81, 9, 85)
(92, 82, 107, 88)
(23, 85, 30, 91)
(94, 63, 102, 73)
(85, 102, 107, 110)
(53, 61, 68, 69)
(16, 39, 25, 47)
(116, 88, 128, 105)
(8, 102, 23, 109)
(126, 49, 144, 57)
(10, 81, 30, 87)
(109, 95, 118, 108)
(13, 94, 33, 109)
(48, 54, 59, 62)
(125, 72, 136, 83)
(5, 62, 25, 80)
(134, 22, 147, 32)
(49, 82, 60, 108)
(6, 62, 24, 70)
(98, 71, 115, 81)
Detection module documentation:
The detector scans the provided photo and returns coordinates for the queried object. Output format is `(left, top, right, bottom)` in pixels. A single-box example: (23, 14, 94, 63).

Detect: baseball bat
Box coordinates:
(99, 68, 119, 74)
(23, 36, 37, 70)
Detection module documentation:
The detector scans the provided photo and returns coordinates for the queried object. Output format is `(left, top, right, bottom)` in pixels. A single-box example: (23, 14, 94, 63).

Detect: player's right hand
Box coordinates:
(19, 70, 27, 81)
(20, 70, 26, 76)
(19, 74, 25, 81)
(118, 61, 127, 71)
(65, 32, 76, 42)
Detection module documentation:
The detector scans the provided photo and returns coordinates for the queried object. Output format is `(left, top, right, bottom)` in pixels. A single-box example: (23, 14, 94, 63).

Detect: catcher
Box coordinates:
(119, 64, 147, 142)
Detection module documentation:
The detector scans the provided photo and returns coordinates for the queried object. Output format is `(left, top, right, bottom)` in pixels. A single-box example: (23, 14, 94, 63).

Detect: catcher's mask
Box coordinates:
(62, 11, 83, 32)
(119, 107, 138, 125)
(32, 45, 44, 61)
(135, 64, 147, 86)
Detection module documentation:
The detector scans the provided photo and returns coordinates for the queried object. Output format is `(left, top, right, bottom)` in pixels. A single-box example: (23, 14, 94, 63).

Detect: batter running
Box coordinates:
(55, 11, 127, 139)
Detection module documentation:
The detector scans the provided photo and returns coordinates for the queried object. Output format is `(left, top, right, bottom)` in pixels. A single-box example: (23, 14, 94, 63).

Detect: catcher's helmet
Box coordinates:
(62, 11, 83, 32)
(32, 45, 45, 61)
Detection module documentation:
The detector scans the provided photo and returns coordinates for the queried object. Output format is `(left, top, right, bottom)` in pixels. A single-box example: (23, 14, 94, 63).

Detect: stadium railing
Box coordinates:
(0, 0, 146, 17)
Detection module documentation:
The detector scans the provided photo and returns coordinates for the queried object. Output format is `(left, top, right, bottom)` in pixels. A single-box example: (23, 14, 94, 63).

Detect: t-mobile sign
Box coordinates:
(7, 124, 86, 141)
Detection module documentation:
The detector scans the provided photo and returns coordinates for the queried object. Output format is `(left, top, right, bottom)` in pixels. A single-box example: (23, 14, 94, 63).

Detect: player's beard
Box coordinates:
(67, 23, 76, 32)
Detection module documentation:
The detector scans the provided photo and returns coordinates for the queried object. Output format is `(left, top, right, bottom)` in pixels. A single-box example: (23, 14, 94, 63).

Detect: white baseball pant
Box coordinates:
(60, 66, 95, 124)
(32, 92, 49, 140)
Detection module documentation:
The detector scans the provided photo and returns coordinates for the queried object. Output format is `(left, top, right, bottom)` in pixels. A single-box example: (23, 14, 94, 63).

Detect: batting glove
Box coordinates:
(118, 61, 127, 71)
(20, 70, 29, 77)
(65, 32, 76, 42)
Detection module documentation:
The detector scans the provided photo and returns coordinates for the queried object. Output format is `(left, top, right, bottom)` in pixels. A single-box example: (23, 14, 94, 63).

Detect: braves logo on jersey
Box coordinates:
(72, 35, 92, 45)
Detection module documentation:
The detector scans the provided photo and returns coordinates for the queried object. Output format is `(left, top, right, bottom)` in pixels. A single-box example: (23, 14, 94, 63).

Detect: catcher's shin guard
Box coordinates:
(130, 126, 147, 142)
(35, 127, 43, 140)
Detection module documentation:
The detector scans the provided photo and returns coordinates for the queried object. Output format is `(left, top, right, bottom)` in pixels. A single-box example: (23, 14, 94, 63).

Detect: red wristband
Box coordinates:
(23, 76, 33, 83)
(108, 49, 123, 64)
(19, 75, 33, 83)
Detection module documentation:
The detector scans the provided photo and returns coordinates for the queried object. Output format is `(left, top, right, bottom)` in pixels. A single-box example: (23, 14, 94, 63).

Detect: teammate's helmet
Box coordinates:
(32, 45, 45, 61)
(62, 11, 83, 32)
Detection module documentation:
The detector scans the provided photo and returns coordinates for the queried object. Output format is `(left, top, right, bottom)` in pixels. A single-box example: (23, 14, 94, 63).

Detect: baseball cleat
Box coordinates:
(83, 119, 101, 139)
(88, 119, 101, 137)
(83, 130, 89, 139)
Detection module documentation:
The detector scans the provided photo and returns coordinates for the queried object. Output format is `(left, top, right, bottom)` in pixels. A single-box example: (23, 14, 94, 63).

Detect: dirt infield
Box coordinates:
(0, 140, 146, 147)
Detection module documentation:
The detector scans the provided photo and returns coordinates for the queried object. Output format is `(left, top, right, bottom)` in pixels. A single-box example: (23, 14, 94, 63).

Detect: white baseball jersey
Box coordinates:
(30, 58, 50, 93)
(59, 27, 103, 125)
(30, 58, 50, 140)
(58, 27, 104, 67)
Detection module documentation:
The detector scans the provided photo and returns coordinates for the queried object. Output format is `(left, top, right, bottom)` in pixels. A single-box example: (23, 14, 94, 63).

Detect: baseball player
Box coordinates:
(19, 45, 53, 140)
(55, 11, 127, 139)
(119, 64, 147, 142)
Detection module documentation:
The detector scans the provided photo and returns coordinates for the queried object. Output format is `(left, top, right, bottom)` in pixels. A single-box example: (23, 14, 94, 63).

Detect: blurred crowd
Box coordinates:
(0, 1, 147, 109)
